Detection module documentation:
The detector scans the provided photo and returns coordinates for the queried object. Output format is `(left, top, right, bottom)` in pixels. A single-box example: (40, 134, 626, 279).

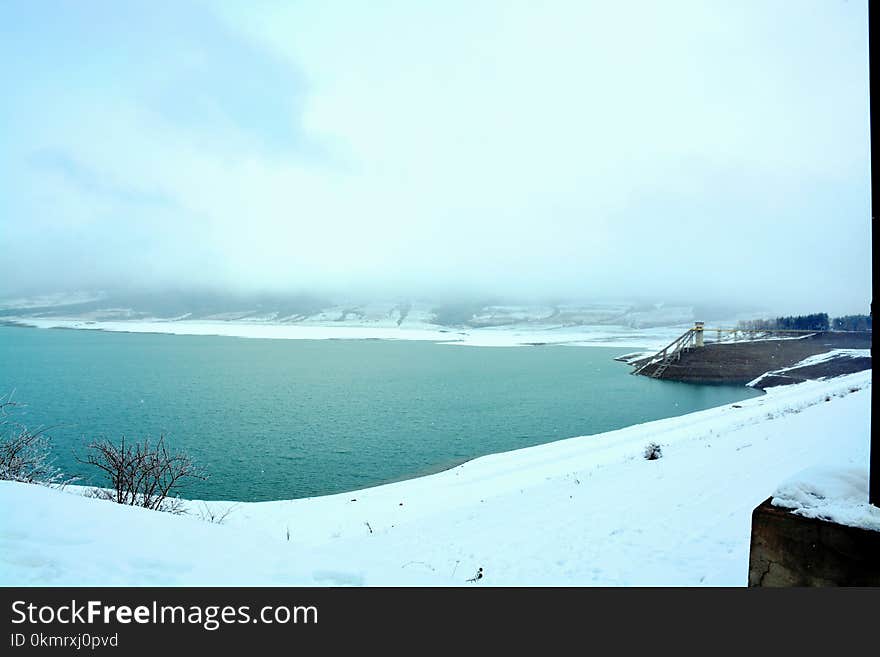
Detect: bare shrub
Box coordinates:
(78, 435, 204, 513)
(643, 442, 663, 461)
(0, 395, 72, 486)
(194, 501, 237, 525)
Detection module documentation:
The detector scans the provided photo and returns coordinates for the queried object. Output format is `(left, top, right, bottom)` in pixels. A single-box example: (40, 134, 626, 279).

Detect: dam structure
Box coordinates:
(628, 323, 871, 385)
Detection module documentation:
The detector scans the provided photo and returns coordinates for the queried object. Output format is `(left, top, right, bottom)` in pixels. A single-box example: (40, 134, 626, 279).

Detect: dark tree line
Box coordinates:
(832, 315, 872, 331)
(738, 312, 871, 332)
(738, 313, 829, 331)
(774, 313, 830, 331)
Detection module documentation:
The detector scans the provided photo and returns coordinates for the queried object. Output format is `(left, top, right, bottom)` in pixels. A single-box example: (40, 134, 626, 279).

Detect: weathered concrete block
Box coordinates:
(748, 497, 880, 586)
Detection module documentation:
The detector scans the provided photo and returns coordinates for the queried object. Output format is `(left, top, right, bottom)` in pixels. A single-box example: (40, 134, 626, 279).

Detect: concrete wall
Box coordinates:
(748, 498, 880, 587)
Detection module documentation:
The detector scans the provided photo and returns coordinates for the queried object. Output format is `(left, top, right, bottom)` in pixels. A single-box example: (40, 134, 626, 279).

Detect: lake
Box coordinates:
(0, 326, 761, 501)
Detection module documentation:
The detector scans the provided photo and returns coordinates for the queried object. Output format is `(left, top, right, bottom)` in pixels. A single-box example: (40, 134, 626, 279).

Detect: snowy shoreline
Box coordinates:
(1, 317, 688, 351)
(1, 369, 871, 586)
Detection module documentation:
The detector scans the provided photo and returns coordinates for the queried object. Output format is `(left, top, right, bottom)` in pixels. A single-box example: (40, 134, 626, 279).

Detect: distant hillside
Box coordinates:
(0, 291, 717, 330)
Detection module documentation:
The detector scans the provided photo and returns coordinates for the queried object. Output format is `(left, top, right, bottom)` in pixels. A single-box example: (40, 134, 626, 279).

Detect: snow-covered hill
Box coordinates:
(0, 370, 871, 586)
(0, 292, 772, 349)
(0, 294, 701, 329)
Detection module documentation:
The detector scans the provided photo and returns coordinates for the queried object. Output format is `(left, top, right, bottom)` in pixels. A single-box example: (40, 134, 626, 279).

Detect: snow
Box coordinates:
(747, 349, 872, 387)
(777, 348, 871, 369)
(710, 332, 815, 344)
(612, 351, 652, 364)
(622, 306, 694, 329)
(0, 295, 709, 349)
(0, 291, 105, 310)
(0, 370, 871, 586)
(771, 467, 880, 531)
(4, 318, 686, 350)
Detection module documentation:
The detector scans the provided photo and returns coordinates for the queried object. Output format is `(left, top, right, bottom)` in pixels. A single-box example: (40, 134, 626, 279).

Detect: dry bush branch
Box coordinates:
(78, 435, 205, 512)
(0, 393, 73, 487)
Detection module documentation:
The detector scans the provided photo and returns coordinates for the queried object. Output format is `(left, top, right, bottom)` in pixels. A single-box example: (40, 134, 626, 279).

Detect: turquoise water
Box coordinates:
(0, 326, 760, 501)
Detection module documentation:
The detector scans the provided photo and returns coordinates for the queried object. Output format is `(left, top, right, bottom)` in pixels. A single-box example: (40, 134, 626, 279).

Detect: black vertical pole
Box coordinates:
(870, 2, 877, 507)
(871, 304, 876, 507)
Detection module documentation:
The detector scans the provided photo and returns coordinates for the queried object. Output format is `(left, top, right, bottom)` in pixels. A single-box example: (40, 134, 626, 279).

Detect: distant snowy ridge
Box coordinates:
(0, 295, 704, 329)
(0, 291, 105, 310)
(3, 317, 691, 351)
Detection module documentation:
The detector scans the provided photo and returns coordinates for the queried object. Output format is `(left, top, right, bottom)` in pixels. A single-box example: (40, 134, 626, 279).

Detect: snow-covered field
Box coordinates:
(1, 370, 871, 587)
(4, 317, 689, 350)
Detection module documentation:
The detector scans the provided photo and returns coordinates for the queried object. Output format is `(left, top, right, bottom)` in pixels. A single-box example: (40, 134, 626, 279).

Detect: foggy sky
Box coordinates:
(0, 1, 872, 316)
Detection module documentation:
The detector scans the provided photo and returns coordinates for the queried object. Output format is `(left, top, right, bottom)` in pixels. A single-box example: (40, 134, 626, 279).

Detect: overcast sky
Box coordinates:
(0, 1, 871, 315)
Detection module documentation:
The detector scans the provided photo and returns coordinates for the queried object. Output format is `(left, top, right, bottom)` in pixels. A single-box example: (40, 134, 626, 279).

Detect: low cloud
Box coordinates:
(0, 0, 871, 315)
